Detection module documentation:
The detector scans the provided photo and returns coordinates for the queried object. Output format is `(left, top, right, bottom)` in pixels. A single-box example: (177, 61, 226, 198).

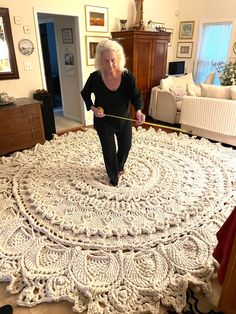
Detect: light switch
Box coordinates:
(23, 25, 31, 34)
(24, 62, 32, 71)
(14, 16, 22, 24)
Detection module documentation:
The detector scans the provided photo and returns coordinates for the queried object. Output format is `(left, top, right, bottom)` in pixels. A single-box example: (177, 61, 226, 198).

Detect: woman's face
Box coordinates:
(101, 49, 118, 74)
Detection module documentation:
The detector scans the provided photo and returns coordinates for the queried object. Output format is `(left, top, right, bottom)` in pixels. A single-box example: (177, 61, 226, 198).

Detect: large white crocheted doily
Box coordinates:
(0, 128, 236, 313)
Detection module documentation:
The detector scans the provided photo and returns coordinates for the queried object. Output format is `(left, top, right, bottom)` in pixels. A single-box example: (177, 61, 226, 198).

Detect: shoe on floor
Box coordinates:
(0, 305, 13, 314)
(110, 179, 118, 186)
(118, 168, 125, 176)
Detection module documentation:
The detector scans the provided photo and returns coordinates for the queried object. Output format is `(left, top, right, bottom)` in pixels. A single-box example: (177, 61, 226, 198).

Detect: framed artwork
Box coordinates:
(86, 36, 109, 65)
(0, 8, 19, 80)
(62, 28, 73, 44)
(176, 42, 193, 58)
(166, 28, 173, 46)
(233, 42, 236, 54)
(179, 21, 194, 39)
(64, 53, 74, 65)
(85, 5, 108, 32)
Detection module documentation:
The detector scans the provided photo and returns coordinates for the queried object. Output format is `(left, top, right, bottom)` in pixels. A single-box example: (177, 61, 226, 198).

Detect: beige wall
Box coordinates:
(1, 0, 236, 124)
(178, 0, 236, 73)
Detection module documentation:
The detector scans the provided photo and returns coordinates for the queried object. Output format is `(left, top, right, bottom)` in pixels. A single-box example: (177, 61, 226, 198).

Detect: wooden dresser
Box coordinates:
(0, 97, 45, 156)
(111, 31, 170, 116)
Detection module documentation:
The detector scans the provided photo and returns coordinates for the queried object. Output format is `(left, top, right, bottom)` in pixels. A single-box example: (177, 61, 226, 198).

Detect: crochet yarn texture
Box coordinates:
(0, 128, 235, 313)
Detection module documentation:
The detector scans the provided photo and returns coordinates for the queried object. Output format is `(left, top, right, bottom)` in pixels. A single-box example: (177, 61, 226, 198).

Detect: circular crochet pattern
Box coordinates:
(0, 128, 235, 314)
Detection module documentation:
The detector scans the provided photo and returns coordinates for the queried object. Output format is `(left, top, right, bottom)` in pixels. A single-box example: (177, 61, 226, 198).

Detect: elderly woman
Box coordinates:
(81, 39, 145, 186)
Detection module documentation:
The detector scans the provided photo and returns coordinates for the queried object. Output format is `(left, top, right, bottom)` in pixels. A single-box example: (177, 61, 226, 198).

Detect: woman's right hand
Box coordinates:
(91, 106, 105, 118)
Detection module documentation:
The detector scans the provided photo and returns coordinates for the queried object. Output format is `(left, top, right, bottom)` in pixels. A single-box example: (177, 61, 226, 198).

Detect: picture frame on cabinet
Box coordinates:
(176, 42, 193, 58)
(86, 36, 109, 65)
(85, 5, 108, 32)
(179, 21, 194, 39)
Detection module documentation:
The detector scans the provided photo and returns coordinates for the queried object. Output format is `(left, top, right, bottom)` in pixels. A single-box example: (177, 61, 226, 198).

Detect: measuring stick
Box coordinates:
(104, 113, 188, 133)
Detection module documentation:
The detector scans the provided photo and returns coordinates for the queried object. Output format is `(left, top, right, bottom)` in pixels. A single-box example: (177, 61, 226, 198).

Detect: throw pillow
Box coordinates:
(200, 84, 231, 99)
(172, 73, 195, 91)
(187, 83, 201, 97)
(169, 87, 186, 101)
(160, 76, 175, 91)
(230, 85, 236, 100)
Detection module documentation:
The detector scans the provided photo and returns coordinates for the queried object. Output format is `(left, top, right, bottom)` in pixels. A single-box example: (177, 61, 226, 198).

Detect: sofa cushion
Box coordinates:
(230, 85, 236, 100)
(187, 83, 201, 97)
(160, 76, 175, 91)
(169, 87, 186, 101)
(172, 72, 195, 91)
(200, 84, 231, 99)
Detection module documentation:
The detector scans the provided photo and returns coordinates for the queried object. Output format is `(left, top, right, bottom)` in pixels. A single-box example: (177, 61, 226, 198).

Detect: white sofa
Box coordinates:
(148, 73, 200, 124)
(180, 84, 236, 146)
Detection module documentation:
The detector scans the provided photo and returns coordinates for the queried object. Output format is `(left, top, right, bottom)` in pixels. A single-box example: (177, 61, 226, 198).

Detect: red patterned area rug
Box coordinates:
(0, 128, 235, 314)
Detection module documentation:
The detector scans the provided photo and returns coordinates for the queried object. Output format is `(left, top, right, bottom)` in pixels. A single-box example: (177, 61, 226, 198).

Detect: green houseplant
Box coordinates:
(215, 60, 236, 86)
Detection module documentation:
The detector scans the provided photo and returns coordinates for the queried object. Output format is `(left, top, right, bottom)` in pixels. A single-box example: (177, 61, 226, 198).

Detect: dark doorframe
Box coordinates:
(38, 20, 62, 110)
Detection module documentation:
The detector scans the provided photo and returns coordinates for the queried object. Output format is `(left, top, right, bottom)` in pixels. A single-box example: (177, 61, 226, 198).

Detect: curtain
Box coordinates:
(195, 23, 232, 84)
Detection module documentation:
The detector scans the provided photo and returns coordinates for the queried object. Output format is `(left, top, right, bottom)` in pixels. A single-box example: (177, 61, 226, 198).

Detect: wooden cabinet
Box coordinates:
(0, 98, 45, 156)
(111, 31, 170, 116)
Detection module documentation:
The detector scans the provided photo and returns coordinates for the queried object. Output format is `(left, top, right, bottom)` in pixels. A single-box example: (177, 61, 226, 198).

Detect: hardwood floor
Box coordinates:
(54, 109, 82, 133)
(0, 283, 79, 314)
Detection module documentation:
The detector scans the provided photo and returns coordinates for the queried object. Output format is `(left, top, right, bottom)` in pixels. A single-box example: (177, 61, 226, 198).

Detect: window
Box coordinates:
(195, 23, 232, 84)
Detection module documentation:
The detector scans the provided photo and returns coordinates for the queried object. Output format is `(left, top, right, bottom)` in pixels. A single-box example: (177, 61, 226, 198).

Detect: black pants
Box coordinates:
(96, 122, 132, 184)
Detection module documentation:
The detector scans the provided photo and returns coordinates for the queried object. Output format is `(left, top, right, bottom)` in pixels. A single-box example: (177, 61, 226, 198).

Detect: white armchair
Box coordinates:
(148, 73, 197, 124)
(149, 86, 181, 124)
(148, 72, 215, 124)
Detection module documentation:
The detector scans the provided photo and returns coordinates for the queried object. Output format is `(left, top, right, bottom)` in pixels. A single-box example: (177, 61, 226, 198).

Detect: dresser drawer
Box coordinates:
(0, 103, 40, 120)
(0, 98, 46, 156)
(0, 128, 45, 155)
(0, 112, 41, 135)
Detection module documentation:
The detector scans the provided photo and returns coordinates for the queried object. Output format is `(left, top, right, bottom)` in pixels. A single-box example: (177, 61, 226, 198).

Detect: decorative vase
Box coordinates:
(120, 19, 127, 31)
(133, 0, 144, 30)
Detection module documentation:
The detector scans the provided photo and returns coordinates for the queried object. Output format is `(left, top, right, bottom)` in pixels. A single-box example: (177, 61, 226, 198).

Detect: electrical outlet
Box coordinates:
(24, 62, 32, 71)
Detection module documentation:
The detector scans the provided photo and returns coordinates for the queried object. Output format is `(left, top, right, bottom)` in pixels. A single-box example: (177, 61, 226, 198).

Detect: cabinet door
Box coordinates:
(150, 39, 168, 88)
(133, 38, 152, 113)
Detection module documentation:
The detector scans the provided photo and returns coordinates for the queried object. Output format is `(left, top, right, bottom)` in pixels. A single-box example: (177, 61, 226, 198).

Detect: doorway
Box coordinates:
(34, 9, 84, 132)
(38, 19, 62, 112)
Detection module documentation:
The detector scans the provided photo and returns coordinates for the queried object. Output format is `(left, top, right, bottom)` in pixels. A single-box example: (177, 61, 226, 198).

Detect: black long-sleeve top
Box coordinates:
(81, 70, 143, 130)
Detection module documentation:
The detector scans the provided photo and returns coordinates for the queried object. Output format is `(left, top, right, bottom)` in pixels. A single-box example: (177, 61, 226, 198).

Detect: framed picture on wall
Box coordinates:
(62, 28, 73, 44)
(176, 42, 193, 58)
(179, 21, 194, 39)
(85, 5, 108, 32)
(86, 36, 109, 65)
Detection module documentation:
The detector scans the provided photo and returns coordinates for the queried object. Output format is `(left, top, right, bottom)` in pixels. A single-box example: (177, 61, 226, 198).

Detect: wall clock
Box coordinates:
(18, 39, 34, 55)
(233, 42, 236, 54)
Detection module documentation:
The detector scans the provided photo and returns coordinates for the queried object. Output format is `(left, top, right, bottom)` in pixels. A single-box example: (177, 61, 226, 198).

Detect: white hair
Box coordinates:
(94, 39, 126, 73)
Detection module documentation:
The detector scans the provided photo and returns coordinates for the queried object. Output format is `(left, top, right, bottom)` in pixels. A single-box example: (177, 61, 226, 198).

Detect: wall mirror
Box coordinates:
(0, 7, 19, 80)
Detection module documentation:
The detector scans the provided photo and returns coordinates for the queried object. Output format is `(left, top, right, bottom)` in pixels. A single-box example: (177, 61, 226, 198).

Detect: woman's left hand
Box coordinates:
(136, 110, 145, 125)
